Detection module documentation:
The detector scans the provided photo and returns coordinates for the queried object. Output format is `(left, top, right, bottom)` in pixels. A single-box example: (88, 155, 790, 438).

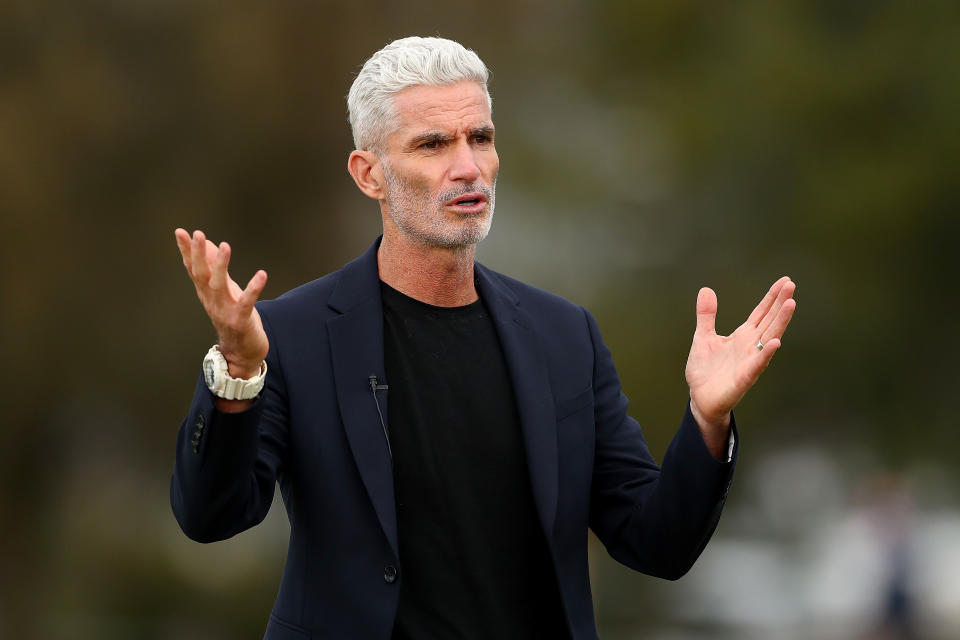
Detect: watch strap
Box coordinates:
(204, 345, 267, 400)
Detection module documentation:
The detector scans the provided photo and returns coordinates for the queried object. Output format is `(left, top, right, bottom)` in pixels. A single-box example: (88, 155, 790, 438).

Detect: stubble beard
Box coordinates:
(381, 161, 496, 250)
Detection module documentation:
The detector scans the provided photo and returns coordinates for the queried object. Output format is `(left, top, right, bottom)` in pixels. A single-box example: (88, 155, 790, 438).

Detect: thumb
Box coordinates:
(695, 287, 717, 335)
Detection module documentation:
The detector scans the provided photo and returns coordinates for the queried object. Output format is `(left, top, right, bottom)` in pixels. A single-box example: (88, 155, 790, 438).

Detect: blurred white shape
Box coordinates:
(670, 449, 960, 639)
(676, 539, 801, 629)
(804, 512, 888, 625)
(914, 513, 960, 627)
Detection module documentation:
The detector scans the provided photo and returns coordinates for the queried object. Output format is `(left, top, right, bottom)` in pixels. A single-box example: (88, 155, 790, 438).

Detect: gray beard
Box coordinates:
(382, 162, 496, 250)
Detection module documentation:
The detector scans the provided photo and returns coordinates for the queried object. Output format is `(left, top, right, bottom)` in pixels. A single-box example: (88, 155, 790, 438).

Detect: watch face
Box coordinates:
(204, 359, 216, 388)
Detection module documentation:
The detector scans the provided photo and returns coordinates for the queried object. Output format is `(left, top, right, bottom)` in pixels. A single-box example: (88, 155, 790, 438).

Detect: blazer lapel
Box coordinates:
(476, 265, 559, 539)
(327, 240, 398, 557)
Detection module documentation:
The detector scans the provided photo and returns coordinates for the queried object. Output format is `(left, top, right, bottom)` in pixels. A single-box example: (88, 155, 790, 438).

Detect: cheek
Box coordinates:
(484, 150, 500, 181)
(394, 169, 437, 200)
(410, 174, 434, 195)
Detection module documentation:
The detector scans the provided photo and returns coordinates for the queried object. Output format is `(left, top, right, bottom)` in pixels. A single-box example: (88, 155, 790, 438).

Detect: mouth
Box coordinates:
(446, 192, 488, 213)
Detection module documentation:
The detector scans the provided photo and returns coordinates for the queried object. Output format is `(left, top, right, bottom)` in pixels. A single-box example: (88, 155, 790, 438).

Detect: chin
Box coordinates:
(392, 207, 493, 250)
(447, 214, 493, 248)
(429, 230, 490, 250)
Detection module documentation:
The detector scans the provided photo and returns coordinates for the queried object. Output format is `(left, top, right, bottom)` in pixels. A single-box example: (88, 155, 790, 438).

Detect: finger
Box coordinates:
(759, 337, 781, 368)
(760, 297, 797, 343)
(238, 270, 268, 312)
(744, 337, 781, 386)
(758, 280, 796, 335)
(191, 230, 211, 283)
(695, 287, 717, 335)
(747, 276, 791, 328)
(174, 228, 192, 270)
(210, 242, 231, 293)
(204, 238, 220, 275)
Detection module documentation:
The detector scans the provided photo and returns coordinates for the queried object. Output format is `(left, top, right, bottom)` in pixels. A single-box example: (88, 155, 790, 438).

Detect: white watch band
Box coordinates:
(203, 345, 267, 400)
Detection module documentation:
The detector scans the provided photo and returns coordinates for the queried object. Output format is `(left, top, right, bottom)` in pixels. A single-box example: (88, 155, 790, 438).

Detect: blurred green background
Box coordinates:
(1, 1, 958, 638)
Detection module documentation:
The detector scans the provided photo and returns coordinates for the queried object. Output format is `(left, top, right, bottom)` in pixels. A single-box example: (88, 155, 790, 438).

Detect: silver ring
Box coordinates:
(756, 340, 764, 351)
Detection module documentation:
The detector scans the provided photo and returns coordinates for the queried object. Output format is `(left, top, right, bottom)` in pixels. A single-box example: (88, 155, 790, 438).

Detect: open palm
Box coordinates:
(174, 228, 269, 378)
(685, 277, 796, 442)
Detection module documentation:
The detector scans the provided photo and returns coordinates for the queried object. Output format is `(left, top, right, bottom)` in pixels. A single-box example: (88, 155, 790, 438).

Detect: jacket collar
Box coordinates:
(327, 236, 383, 314)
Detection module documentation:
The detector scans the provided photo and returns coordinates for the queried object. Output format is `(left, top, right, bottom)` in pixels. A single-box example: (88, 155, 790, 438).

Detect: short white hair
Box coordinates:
(347, 36, 491, 151)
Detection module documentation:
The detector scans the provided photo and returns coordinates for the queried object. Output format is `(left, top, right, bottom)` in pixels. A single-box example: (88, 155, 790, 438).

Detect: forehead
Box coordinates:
(391, 81, 492, 138)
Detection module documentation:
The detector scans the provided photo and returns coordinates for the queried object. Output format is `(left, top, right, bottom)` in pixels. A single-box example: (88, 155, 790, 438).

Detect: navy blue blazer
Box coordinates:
(171, 238, 737, 639)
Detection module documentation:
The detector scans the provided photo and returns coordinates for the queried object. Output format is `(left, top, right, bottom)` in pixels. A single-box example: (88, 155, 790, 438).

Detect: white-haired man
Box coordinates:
(172, 36, 796, 639)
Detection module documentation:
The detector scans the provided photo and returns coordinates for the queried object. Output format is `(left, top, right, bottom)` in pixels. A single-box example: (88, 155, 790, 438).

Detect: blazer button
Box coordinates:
(195, 415, 205, 429)
(383, 565, 398, 584)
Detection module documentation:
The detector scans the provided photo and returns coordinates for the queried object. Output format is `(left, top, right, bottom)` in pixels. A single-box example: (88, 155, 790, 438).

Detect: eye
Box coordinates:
(420, 140, 439, 150)
(473, 134, 492, 144)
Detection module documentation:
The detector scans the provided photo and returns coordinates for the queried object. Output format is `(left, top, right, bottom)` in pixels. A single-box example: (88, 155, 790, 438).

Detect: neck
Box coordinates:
(377, 230, 478, 307)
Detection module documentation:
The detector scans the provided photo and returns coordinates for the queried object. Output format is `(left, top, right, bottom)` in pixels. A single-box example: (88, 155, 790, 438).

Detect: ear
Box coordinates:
(347, 150, 385, 201)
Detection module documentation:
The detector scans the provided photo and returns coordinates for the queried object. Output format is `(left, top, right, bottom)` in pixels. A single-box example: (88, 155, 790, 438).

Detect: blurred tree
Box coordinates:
(0, 0, 956, 637)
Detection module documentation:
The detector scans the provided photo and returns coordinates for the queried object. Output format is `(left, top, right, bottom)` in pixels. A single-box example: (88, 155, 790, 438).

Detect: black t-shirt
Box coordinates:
(381, 281, 568, 639)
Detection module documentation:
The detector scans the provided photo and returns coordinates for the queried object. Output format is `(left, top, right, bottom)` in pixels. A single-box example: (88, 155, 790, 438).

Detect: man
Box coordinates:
(171, 36, 796, 639)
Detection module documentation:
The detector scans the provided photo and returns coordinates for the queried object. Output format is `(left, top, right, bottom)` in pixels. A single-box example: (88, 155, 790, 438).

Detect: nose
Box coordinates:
(447, 139, 481, 182)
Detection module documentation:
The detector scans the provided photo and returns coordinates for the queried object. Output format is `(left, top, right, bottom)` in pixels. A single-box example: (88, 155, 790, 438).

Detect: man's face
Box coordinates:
(378, 81, 499, 249)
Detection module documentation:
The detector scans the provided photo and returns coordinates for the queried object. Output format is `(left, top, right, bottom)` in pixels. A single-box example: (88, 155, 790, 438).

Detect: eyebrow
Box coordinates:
(469, 126, 495, 139)
(408, 132, 455, 148)
(407, 126, 496, 149)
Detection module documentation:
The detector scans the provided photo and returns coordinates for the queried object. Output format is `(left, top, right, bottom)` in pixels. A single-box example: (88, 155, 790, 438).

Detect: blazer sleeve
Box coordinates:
(585, 307, 737, 580)
(169, 308, 290, 543)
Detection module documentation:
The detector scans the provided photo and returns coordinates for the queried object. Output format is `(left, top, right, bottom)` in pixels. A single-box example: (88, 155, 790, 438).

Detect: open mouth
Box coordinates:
(448, 192, 487, 208)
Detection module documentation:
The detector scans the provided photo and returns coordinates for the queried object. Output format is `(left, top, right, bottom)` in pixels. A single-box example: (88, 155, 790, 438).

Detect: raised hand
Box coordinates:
(685, 277, 797, 457)
(174, 228, 269, 379)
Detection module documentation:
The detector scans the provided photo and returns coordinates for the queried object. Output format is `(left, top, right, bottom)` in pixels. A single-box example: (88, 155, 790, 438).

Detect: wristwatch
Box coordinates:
(202, 345, 267, 400)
